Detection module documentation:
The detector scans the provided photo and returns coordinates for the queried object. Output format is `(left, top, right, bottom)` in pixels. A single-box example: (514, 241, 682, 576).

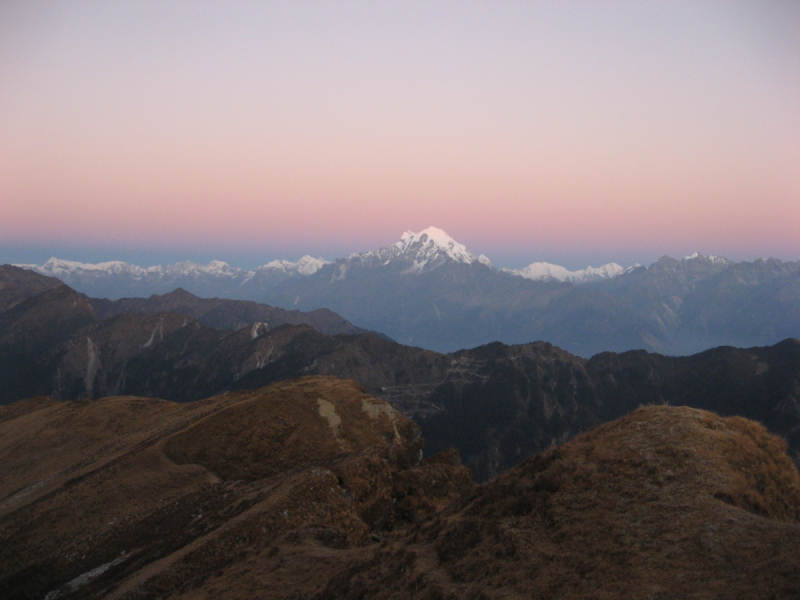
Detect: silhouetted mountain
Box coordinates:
(421, 338, 800, 480)
(90, 287, 369, 336)
(0, 283, 98, 402)
(0, 264, 62, 311)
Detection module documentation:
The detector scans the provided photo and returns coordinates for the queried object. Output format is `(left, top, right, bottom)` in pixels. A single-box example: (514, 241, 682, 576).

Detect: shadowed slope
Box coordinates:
(89, 287, 369, 337)
(0, 265, 63, 312)
(3, 270, 800, 484)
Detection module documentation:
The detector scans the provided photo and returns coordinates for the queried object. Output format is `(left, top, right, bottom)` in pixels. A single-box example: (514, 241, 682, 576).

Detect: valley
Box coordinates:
(7, 3, 799, 596)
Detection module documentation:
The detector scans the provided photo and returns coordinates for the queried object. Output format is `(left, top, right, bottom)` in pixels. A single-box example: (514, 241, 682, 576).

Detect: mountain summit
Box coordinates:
(258, 255, 329, 276)
(3, 388, 799, 599)
(343, 227, 491, 275)
(394, 226, 491, 269)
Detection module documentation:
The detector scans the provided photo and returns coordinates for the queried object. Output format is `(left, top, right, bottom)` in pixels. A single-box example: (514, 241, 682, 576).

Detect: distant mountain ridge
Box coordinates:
(20, 254, 330, 278)
(14, 227, 622, 292)
(19, 228, 741, 287)
(15, 254, 329, 300)
(89, 287, 368, 337)
(14, 227, 800, 356)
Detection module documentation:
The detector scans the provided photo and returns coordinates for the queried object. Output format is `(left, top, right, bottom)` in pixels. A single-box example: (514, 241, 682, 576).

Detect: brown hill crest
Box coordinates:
(2, 393, 800, 599)
(0, 376, 471, 600)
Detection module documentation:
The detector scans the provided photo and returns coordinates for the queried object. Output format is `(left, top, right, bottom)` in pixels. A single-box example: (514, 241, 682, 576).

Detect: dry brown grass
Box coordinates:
(319, 406, 800, 600)
(0, 376, 470, 600)
(3, 388, 800, 600)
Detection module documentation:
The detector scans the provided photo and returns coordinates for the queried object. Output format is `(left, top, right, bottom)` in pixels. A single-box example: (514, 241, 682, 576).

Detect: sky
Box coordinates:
(1, 1, 799, 271)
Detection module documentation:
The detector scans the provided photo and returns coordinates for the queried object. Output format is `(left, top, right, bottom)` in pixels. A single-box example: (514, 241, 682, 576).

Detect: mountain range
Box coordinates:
(17, 227, 800, 357)
(2, 264, 799, 483)
(5, 231, 800, 598)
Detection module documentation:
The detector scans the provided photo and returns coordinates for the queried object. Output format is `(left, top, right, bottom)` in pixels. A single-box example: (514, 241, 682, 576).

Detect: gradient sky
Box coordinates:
(2, 1, 799, 270)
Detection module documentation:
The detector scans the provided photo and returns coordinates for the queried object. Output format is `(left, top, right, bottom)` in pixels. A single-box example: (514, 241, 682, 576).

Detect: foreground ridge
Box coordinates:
(0, 376, 472, 600)
(2, 395, 799, 599)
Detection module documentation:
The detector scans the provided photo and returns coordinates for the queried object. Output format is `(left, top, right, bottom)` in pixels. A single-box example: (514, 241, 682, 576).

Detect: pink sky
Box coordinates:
(1, 2, 799, 269)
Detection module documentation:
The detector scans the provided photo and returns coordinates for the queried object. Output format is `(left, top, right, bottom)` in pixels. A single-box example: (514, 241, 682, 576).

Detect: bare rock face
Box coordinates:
(0, 376, 472, 600)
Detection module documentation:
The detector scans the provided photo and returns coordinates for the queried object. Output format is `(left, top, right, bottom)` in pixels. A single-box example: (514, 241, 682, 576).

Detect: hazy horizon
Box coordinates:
(2, 2, 798, 271)
(4, 224, 798, 274)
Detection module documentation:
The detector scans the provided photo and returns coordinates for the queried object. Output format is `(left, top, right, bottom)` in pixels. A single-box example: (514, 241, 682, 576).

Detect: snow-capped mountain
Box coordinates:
(392, 227, 492, 270)
(508, 261, 625, 283)
(506, 252, 730, 284)
(26, 255, 328, 282)
(25, 257, 245, 280)
(330, 226, 618, 282)
(258, 255, 329, 276)
(338, 226, 491, 275)
(18, 257, 152, 278)
(10, 231, 800, 357)
(18, 227, 634, 293)
(16, 255, 327, 300)
(14, 233, 745, 305)
(681, 252, 731, 266)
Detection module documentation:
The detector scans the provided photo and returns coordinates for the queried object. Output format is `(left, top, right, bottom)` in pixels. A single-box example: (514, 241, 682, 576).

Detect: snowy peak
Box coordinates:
(259, 255, 329, 276)
(340, 227, 487, 276)
(20, 256, 331, 281)
(294, 255, 329, 275)
(391, 226, 483, 273)
(395, 227, 476, 264)
(682, 252, 730, 266)
(509, 261, 625, 283)
(26, 257, 248, 279)
(168, 260, 242, 277)
(650, 253, 732, 272)
(35, 257, 148, 277)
